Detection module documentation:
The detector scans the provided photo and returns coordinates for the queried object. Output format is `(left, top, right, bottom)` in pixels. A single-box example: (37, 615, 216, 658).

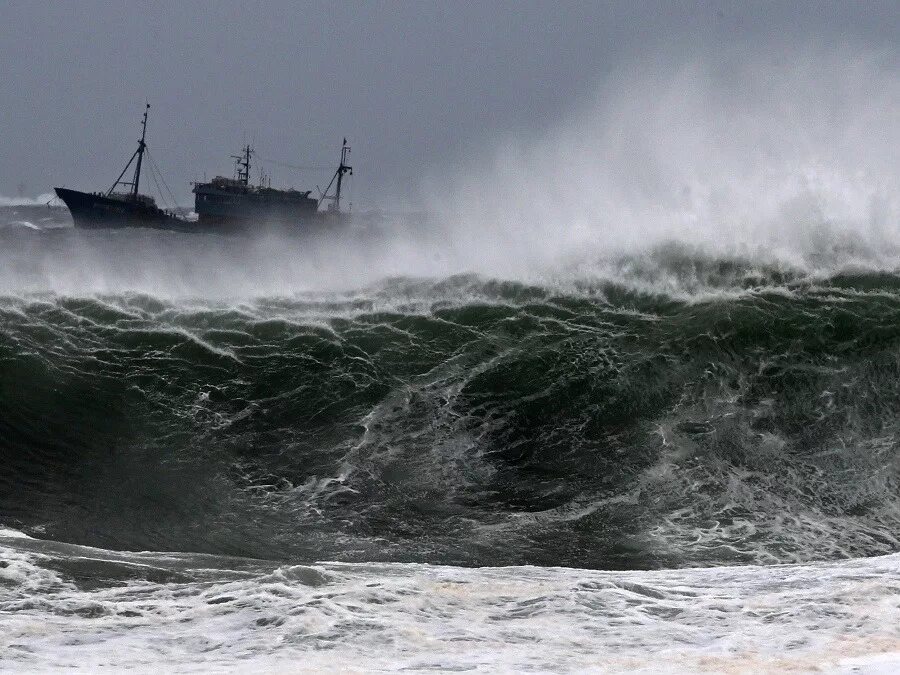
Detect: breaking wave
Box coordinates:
(2, 253, 898, 570)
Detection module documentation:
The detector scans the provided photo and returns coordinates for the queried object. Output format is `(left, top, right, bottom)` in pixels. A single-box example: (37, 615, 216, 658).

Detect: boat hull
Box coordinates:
(53, 188, 189, 231)
(54, 187, 348, 235)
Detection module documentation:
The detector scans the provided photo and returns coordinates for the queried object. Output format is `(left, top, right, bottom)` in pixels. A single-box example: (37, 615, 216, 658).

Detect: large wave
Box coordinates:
(2, 258, 898, 569)
(1, 46, 899, 572)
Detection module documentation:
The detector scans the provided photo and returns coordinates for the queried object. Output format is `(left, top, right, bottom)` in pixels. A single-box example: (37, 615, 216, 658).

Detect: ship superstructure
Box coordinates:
(192, 141, 352, 229)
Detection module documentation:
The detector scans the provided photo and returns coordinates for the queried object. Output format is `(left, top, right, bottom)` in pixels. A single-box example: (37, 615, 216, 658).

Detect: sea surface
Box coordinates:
(1, 207, 898, 672)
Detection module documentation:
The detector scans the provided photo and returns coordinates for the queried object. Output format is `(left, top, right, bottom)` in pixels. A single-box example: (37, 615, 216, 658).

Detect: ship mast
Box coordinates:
(132, 104, 149, 197)
(335, 139, 351, 212)
(319, 139, 352, 213)
(107, 103, 151, 199)
(231, 144, 252, 186)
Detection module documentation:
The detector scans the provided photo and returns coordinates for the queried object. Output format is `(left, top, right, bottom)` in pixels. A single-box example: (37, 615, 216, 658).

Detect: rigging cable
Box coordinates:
(146, 157, 168, 211)
(255, 155, 331, 172)
(146, 149, 180, 212)
(346, 171, 352, 213)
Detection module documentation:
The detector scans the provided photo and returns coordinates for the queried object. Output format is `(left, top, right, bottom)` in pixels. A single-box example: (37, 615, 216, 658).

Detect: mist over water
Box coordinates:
(2, 47, 900, 297)
(0, 193, 56, 208)
(427, 47, 900, 281)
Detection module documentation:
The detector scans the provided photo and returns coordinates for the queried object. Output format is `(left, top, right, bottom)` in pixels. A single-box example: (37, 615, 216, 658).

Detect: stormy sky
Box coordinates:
(1, 1, 898, 208)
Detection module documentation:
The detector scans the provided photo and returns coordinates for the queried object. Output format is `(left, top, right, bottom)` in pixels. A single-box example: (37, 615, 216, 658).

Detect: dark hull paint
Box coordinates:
(194, 188, 318, 225)
(194, 211, 349, 231)
(55, 187, 348, 234)
(54, 188, 193, 232)
(193, 187, 349, 231)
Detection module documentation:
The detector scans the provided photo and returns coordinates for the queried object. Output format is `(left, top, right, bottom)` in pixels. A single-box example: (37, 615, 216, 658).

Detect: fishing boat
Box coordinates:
(55, 105, 352, 232)
(54, 104, 188, 230)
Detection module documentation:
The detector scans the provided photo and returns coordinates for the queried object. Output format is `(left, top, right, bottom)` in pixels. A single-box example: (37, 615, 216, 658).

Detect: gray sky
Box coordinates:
(1, 1, 898, 207)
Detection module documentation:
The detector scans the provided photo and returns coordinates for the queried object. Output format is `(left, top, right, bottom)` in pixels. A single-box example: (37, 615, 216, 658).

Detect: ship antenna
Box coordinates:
(231, 144, 253, 186)
(107, 103, 151, 199)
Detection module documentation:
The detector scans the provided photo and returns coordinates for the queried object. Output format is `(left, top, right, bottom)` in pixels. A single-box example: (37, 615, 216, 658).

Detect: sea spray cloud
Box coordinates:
(2, 45, 900, 298)
(0, 193, 56, 207)
(424, 45, 900, 275)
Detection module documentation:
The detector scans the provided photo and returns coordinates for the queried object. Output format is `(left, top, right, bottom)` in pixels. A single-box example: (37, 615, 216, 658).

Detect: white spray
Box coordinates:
(1, 45, 899, 297)
(425, 44, 900, 278)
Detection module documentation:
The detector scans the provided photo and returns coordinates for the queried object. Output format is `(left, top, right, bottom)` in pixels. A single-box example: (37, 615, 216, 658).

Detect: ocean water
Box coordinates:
(5, 51, 900, 669)
(1, 207, 899, 671)
(2, 529, 898, 673)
